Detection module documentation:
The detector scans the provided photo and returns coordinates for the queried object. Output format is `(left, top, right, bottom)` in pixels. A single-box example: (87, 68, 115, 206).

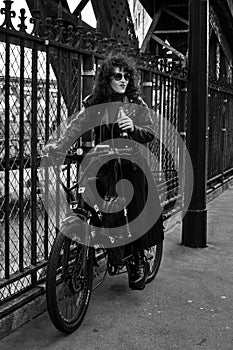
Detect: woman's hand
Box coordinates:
(118, 115, 134, 133)
(117, 107, 134, 133)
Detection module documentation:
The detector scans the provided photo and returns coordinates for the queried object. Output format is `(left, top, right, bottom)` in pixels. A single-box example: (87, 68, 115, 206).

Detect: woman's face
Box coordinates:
(109, 67, 130, 94)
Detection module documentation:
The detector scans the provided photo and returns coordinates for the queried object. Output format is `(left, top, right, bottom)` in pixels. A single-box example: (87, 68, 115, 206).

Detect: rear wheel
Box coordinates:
(46, 232, 94, 333)
(145, 241, 163, 283)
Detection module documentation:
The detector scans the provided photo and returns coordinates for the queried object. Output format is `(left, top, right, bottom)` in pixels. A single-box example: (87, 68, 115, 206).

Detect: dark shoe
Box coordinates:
(128, 251, 148, 290)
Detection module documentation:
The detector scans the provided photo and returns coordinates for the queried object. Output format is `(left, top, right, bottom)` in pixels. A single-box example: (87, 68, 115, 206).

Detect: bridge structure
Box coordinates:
(0, 0, 233, 338)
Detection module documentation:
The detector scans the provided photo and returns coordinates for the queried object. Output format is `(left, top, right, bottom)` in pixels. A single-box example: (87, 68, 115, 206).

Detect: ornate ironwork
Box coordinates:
(54, 17, 65, 43)
(30, 11, 43, 36)
(0, 0, 187, 79)
(0, 0, 16, 30)
(18, 8, 27, 33)
(44, 17, 54, 41)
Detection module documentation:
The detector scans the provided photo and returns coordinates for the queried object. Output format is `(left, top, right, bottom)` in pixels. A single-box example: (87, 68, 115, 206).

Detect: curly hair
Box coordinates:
(90, 54, 141, 105)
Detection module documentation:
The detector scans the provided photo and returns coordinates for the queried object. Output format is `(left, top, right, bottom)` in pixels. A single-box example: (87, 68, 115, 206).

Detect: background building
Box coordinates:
(129, 0, 151, 47)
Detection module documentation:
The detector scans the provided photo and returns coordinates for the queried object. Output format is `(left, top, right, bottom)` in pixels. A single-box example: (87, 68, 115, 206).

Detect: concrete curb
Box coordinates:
(0, 288, 46, 340)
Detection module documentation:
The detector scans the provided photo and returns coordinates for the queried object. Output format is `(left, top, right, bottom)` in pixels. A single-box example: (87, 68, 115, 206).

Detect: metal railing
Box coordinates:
(208, 79, 233, 187)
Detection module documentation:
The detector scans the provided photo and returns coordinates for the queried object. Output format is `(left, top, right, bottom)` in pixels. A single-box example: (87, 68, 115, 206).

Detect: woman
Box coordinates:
(45, 54, 164, 290)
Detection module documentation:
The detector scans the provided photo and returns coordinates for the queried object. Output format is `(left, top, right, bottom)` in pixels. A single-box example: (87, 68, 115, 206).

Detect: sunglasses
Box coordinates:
(112, 72, 130, 81)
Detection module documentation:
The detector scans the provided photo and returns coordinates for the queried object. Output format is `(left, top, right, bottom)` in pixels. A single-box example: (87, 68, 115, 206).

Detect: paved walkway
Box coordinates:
(1, 186, 233, 350)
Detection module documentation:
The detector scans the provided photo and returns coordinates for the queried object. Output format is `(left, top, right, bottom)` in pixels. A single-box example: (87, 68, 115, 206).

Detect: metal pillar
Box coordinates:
(182, 0, 209, 248)
(142, 70, 153, 107)
(82, 54, 95, 100)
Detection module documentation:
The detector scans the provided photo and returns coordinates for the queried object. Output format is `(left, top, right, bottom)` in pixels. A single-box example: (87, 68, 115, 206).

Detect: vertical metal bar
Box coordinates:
(56, 48, 61, 235)
(166, 76, 173, 201)
(142, 69, 152, 107)
(210, 90, 215, 179)
(170, 77, 174, 126)
(162, 76, 167, 172)
(218, 93, 221, 176)
(182, 0, 209, 247)
(216, 92, 220, 176)
(4, 35, 10, 279)
(168, 77, 172, 124)
(19, 38, 25, 271)
(158, 75, 163, 175)
(142, 69, 152, 169)
(153, 72, 160, 173)
(207, 90, 212, 180)
(77, 53, 82, 112)
(174, 79, 179, 161)
(76, 53, 82, 187)
(82, 54, 94, 100)
(169, 77, 175, 197)
(221, 96, 227, 182)
(225, 92, 233, 173)
(178, 80, 187, 209)
(214, 92, 218, 177)
(81, 54, 94, 147)
(44, 41, 50, 259)
(218, 93, 222, 176)
(31, 42, 38, 283)
(211, 90, 215, 179)
(150, 72, 157, 172)
(152, 72, 158, 111)
(66, 50, 71, 191)
(167, 77, 172, 164)
(67, 50, 72, 118)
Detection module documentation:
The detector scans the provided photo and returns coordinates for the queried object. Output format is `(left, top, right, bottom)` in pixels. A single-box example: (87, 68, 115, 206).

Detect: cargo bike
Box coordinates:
(45, 144, 163, 333)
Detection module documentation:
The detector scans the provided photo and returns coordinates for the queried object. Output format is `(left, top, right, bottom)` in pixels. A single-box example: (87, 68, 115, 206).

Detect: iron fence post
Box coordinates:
(182, 0, 209, 247)
(81, 54, 95, 146)
(142, 70, 153, 107)
(221, 96, 227, 183)
(31, 41, 38, 283)
(178, 82, 187, 211)
(82, 54, 95, 100)
(4, 34, 10, 279)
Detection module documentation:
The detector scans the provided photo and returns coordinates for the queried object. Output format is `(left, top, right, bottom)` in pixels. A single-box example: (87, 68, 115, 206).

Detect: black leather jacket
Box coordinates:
(55, 94, 155, 152)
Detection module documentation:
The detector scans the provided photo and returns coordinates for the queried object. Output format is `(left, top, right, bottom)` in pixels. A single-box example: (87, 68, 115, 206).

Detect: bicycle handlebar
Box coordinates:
(85, 145, 134, 158)
(45, 145, 134, 162)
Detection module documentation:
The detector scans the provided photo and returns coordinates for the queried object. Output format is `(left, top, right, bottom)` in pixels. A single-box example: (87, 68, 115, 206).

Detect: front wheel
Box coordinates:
(46, 232, 94, 333)
(145, 241, 163, 284)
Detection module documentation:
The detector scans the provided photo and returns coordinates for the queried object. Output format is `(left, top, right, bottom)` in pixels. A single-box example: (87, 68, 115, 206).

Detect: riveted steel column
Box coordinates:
(91, 0, 137, 46)
(182, 0, 209, 247)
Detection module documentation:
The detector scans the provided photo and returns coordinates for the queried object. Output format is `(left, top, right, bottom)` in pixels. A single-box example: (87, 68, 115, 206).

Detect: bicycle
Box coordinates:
(45, 144, 163, 333)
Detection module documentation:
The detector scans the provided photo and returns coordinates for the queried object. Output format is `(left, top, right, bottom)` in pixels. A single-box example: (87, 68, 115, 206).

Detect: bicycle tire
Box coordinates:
(46, 232, 94, 333)
(145, 241, 163, 284)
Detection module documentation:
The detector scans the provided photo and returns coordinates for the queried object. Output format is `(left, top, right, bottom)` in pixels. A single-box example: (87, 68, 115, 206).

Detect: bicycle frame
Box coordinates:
(47, 145, 136, 287)
(57, 145, 134, 244)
